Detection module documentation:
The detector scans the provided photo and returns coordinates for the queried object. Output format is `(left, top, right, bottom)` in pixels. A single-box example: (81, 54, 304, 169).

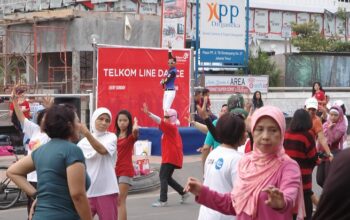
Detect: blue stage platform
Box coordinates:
(138, 127, 206, 156)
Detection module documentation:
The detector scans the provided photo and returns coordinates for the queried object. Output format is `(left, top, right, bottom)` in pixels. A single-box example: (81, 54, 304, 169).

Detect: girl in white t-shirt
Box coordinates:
(198, 112, 246, 220)
(11, 89, 50, 215)
(78, 107, 119, 220)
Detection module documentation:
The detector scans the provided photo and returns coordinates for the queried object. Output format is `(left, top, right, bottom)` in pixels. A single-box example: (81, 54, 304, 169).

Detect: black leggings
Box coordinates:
(159, 163, 185, 202)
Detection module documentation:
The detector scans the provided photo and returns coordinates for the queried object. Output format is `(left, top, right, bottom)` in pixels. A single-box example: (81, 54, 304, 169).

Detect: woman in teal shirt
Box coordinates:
(7, 104, 92, 220)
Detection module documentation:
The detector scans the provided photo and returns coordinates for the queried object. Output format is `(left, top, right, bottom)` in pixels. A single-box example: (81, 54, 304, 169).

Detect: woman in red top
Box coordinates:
(141, 103, 188, 207)
(9, 88, 30, 119)
(311, 82, 327, 117)
(115, 110, 139, 220)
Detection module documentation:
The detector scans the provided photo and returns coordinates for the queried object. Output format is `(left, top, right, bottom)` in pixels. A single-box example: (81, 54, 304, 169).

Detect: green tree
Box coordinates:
(244, 49, 281, 86)
(291, 14, 350, 52)
(291, 21, 330, 51)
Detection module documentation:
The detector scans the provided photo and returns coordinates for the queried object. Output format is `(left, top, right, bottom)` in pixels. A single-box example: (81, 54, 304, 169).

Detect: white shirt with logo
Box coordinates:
(198, 146, 242, 220)
(22, 118, 51, 182)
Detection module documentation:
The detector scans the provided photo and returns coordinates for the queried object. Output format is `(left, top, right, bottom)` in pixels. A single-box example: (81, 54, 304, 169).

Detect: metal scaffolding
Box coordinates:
(0, 24, 69, 93)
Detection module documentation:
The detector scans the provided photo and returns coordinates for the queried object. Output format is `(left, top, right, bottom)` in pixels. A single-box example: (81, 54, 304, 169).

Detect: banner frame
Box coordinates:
(194, 0, 250, 85)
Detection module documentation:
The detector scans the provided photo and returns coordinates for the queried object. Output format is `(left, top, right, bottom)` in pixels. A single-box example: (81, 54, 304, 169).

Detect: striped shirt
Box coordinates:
(284, 130, 317, 192)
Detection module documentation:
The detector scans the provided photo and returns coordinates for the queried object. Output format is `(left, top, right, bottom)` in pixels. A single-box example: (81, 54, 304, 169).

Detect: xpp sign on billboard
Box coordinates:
(200, 0, 247, 64)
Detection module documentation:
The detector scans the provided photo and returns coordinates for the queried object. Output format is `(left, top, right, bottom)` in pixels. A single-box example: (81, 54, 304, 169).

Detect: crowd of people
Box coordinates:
(186, 81, 349, 220)
(3, 78, 350, 220)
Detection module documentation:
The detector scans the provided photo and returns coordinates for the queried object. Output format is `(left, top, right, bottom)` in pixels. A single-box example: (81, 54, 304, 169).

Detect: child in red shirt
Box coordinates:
(115, 110, 139, 220)
(9, 88, 30, 119)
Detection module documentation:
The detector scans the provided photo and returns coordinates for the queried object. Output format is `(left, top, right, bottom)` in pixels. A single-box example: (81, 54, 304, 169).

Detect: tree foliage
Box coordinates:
(238, 49, 281, 86)
(291, 20, 350, 52)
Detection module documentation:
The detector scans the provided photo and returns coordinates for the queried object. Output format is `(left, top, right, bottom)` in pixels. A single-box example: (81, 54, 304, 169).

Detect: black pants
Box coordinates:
(304, 191, 313, 220)
(293, 191, 313, 220)
(159, 163, 185, 202)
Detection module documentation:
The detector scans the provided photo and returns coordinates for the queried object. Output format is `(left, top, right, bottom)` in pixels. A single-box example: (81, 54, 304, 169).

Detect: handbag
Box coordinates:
(316, 160, 330, 188)
(316, 149, 340, 187)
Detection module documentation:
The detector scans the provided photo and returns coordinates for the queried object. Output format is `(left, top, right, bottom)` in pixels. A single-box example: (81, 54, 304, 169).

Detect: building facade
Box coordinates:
(0, 0, 349, 93)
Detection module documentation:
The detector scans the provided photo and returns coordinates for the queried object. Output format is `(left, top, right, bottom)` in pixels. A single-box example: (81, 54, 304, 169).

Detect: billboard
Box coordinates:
(97, 47, 191, 127)
(205, 75, 269, 94)
(200, 0, 247, 64)
(161, 0, 187, 48)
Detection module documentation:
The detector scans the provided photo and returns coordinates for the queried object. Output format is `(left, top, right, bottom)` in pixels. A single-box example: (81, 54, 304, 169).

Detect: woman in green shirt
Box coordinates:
(7, 104, 92, 220)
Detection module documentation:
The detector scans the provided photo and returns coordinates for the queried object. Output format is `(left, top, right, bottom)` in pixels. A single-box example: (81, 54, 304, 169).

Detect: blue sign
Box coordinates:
(200, 48, 245, 64)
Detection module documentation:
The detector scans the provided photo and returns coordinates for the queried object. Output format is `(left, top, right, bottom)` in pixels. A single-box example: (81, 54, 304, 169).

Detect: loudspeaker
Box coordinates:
(54, 97, 81, 119)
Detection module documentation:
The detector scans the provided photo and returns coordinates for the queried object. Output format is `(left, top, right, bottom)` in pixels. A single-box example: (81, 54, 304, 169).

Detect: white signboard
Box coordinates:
(297, 13, 309, 24)
(269, 11, 282, 33)
(139, 3, 157, 15)
(282, 12, 296, 27)
(200, 0, 247, 63)
(186, 3, 192, 38)
(254, 9, 268, 33)
(200, 0, 246, 49)
(281, 25, 292, 38)
(325, 13, 336, 36)
(112, 0, 137, 12)
(336, 17, 345, 37)
(249, 9, 254, 32)
(205, 75, 269, 94)
(311, 14, 323, 32)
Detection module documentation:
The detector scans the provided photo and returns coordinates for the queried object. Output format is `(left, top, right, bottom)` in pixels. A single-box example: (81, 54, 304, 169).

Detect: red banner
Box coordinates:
(97, 47, 191, 128)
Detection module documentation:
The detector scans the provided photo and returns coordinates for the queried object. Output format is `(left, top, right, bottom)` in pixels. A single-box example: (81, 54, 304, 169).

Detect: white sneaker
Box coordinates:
(152, 200, 168, 207)
(180, 193, 190, 204)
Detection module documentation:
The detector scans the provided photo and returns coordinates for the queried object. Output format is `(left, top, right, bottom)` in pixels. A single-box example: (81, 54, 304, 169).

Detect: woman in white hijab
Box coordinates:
(78, 107, 119, 220)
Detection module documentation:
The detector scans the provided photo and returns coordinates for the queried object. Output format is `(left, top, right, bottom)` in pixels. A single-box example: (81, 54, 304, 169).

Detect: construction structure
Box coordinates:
(0, 0, 163, 94)
(0, 0, 350, 93)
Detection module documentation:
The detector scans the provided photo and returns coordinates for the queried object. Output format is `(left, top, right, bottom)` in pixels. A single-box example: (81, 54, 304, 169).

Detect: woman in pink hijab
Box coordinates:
(320, 105, 347, 151)
(316, 105, 347, 187)
(185, 106, 305, 220)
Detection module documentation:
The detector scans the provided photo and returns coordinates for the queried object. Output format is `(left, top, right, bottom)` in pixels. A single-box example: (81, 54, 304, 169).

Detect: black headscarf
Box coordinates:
(313, 148, 350, 220)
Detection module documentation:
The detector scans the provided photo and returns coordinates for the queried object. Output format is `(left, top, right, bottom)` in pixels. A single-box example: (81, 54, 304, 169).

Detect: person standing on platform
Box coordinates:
(160, 42, 177, 111)
(115, 110, 139, 220)
(141, 103, 189, 207)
